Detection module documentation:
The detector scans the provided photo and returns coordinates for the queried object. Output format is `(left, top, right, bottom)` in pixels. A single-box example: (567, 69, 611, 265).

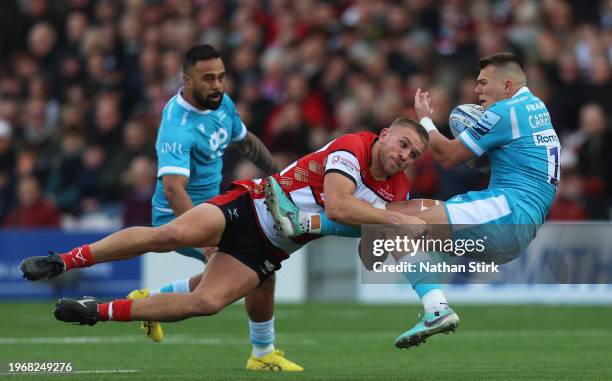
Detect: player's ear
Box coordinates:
(183, 73, 192, 89)
(504, 79, 513, 95)
(379, 128, 389, 141)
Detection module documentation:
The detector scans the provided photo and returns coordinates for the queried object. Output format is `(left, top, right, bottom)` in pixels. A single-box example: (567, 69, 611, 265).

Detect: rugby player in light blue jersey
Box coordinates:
(127, 44, 302, 371)
(264, 52, 560, 349)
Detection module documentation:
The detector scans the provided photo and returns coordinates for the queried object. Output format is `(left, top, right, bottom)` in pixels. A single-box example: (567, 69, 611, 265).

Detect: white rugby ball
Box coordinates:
(449, 104, 484, 138)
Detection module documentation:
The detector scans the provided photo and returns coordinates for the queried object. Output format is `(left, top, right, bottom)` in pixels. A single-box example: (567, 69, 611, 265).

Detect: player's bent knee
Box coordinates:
(190, 293, 227, 316)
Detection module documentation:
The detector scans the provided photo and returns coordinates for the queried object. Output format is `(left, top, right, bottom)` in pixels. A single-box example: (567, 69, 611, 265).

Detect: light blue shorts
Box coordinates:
(443, 188, 538, 263)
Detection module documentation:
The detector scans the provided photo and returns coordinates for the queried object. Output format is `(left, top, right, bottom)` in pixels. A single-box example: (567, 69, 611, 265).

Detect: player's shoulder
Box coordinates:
(161, 95, 179, 118)
(330, 132, 377, 152)
(478, 102, 509, 131)
(221, 93, 236, 111)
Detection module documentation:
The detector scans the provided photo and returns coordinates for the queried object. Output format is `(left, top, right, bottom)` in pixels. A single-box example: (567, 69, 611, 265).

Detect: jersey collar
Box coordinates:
(512, 86, 530, 98)
(176, 87, 213, 115)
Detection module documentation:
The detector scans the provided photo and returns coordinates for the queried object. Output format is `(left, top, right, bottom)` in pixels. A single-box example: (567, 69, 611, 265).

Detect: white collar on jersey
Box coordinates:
(512, 86, 530, 98)
(176, 87, 213, 115)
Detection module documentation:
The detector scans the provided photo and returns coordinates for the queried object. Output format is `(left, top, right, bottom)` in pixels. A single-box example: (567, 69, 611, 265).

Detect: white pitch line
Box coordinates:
(0, 335, 317, 346)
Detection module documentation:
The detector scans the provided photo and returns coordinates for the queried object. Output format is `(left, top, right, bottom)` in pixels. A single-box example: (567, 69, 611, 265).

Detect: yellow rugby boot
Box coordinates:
(246, 349, 303, 371)
(126, 289, 164, 342)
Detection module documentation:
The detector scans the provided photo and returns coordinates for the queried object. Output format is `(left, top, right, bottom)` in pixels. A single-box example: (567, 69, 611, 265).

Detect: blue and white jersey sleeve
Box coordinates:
(223, 94, 247, 142)
(156, 110, 194, 179)
(458, 103, 511, 157)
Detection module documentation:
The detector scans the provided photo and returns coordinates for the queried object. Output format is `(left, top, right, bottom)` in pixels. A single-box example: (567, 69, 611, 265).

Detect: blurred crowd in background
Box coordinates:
(0, 0, 610, 230)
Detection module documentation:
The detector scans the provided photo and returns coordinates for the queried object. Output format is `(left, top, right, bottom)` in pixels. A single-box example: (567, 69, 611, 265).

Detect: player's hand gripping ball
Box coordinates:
(448, 103, 484, 138)
(449, 104, 491, 174)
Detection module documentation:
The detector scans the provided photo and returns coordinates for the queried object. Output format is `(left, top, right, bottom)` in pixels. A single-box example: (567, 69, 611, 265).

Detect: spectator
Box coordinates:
(575, 103, 612, 218)
(0, 1, 607, 222)
(0, 120, 16, 179)
(3, 175, 60, 228)
(548, 168, 588, 220)
(122, 156, 155, 227)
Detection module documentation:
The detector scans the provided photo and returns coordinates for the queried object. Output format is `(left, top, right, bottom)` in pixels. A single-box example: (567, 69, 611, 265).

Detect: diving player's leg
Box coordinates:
(54, 252, 260, 325)
(21, 203, 226, 281)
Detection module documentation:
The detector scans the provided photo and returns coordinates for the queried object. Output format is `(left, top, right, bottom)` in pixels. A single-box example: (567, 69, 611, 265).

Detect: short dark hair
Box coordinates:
(390, 117, 429, 146)
(477, 52, 524, 72)
(183, 44, 221, 73)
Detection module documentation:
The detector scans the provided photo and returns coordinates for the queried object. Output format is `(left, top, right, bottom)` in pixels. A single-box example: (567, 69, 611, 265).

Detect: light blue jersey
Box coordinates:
(457, 87, 560, 225)
(152, 89, 247, 218)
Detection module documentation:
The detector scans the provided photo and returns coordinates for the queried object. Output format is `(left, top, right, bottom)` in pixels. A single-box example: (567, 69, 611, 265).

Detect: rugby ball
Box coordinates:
(448, 104, 484, 138)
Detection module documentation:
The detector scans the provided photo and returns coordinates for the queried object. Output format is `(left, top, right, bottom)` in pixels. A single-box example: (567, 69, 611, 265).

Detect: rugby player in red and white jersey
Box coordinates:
(20, 117, 428, 329)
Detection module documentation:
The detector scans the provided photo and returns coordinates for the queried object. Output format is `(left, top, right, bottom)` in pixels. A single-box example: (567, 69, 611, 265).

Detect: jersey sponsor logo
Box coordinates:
(377, 187, 394, 200)
(209, 128, 228, 151)
(160, 142, 183, 154)
(506, 95, 529, 105)
(532, 130, 559, 146)
(329, 154, 359, 173)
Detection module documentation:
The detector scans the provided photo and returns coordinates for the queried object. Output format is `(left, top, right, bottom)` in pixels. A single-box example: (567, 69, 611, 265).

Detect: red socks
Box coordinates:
(98, 300, 133, 321)
(60, 245, 95, 270)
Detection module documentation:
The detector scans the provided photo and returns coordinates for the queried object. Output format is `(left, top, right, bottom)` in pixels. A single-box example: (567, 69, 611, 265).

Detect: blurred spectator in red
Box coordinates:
(548, 167, 588, 220)
(264, 100, 309, 155)
(3, 175, 60, 228)
(122, 156, 155, 227)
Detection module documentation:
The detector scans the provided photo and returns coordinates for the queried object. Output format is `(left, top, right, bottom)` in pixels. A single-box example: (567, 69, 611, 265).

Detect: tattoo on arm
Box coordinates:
(236, 132, 280, 175)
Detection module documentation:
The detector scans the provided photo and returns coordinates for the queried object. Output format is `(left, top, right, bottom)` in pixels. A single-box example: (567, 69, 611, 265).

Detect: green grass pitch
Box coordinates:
(1, 302, 611, 380)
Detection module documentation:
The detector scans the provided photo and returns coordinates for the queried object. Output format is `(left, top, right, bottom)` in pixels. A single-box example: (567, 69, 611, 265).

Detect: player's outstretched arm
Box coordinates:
(414, 89, 475, 168)
(324, 172, 423, 226)
(312, 198, 442, 238)
(234, 131, 280, 176)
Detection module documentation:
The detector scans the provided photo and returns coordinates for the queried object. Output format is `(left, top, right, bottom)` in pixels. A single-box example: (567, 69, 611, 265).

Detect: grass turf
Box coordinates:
(0, 302, 611, 380)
